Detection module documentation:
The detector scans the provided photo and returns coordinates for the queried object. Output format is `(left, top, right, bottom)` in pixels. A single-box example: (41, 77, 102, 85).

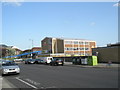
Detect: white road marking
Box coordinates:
(25, 78, 41, 86)
(15, 77, 38, 89)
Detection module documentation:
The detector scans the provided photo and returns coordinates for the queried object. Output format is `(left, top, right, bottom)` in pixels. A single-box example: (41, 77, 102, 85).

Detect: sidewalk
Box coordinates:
(0, 76, 16, 89)
(64, 62, 119, 68)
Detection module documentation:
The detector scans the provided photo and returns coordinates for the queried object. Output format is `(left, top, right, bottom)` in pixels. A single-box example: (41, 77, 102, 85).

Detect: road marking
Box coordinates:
(25, 78, 41, 86)
(15, 77, 38, 89)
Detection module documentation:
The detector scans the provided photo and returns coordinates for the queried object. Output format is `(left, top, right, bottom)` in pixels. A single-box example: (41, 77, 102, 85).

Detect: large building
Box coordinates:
(41, 37, 96, 56)
(92, 43, 119, 63)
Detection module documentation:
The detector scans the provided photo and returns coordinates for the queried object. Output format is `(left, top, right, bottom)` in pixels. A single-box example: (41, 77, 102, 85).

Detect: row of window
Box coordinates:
(65, 41, 89, 45)
(65, 47, 90, 51)
(65, 53, 90, 56)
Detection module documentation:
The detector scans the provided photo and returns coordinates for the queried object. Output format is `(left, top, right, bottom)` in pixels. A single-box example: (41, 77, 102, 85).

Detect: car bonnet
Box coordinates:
(2, 65, 19, 69)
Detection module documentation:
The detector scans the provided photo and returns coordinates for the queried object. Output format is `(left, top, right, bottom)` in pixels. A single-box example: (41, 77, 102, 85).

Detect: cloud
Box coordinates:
(113, 2, 120, 7)
(90, 22, 96, 26)
(2, 0, 24, 6)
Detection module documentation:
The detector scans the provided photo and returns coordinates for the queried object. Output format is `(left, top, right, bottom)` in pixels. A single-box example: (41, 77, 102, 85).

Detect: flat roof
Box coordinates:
(43, 37, 96, 42)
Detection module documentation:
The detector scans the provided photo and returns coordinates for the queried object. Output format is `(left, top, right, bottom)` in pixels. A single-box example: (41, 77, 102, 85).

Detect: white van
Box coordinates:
(38, 57, 53, 64)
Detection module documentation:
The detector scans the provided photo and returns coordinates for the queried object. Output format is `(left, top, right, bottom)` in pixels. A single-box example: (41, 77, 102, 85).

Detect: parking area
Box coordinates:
(1, 62, 119, 89)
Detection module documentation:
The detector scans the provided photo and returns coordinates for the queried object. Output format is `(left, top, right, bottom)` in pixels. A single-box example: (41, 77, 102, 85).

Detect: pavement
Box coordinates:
(1, 76, 16, 89)
(64, 62, 119, 68)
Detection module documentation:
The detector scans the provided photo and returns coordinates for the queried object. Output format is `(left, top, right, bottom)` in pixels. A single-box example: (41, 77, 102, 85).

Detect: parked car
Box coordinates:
(0, 61, 20, 75)
(0, 60, 7, 64)
(14, 59, 23, 62)
(50, 59, 64, 66)
(25, 59, 36, 64)
(38, 57, 53, 65)
(35, 59, 44, 64)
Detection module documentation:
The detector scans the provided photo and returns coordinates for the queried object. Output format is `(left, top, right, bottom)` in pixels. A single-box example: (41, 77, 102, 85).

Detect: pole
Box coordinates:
(29, 39, 33, 59)
(31, 39, 33, 59)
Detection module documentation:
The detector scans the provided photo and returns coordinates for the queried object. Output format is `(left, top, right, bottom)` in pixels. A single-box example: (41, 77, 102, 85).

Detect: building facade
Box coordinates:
(32, 47, 42, 52)
(41, 37, 96, 56)
(92, 43, 119, 63)
(0, 44, 22, 58)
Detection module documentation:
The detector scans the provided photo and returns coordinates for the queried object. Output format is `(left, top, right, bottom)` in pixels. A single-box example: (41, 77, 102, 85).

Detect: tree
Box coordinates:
(7, 48, 16, 56)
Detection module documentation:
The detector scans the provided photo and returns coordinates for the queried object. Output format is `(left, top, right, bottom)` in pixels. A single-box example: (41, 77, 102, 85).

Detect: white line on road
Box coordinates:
(15, 77, 38, 89)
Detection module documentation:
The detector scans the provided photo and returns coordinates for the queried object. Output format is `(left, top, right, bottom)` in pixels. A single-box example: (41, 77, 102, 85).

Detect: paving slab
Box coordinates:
(1, 76, 16, 89)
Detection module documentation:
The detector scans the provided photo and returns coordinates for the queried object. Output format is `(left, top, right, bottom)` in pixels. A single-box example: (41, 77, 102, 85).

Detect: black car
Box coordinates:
(35, 59, 44, 64)
(25, 59, 36, 64)
(50, 59, 64, 66)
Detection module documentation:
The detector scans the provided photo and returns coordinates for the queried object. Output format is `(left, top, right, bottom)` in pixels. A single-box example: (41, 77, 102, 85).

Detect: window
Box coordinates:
(85, 48, 89, 51)
(69, 48, 73, 50)
(79, 42, 84, 45)
(65, 48, 73, 51)
(64, 48, 67, 51)
(85, 42, 89, 45)
(65, 41, 72, 44)
(80, 48, 84, 51)
(73, 48, 78, 51)
(80, 53, 84, 55)
(74, 41, 78, 44)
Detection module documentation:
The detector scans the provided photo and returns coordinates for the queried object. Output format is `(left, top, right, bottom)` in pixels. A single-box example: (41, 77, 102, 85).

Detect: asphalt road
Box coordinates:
(2, 63, 119, 89)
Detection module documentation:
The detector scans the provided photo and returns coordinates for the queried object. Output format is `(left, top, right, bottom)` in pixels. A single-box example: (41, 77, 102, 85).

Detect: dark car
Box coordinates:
(25, 59, 36, 64)
(35, 59, 44, 64)
(50, 59, 64, 66)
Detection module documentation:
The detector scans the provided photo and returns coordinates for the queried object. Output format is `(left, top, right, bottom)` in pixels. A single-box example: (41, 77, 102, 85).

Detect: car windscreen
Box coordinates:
(58, 60, 62, 61)
(2, 63, 17, 66)
(26, 59, 34, 61)
(30, 59, 35, 61)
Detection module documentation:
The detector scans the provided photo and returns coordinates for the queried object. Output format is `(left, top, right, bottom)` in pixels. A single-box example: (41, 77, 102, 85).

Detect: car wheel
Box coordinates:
(17, 73, 20, 75)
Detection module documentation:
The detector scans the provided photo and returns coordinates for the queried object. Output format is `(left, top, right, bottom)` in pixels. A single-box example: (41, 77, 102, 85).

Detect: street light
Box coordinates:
(29, 39, 34, 59)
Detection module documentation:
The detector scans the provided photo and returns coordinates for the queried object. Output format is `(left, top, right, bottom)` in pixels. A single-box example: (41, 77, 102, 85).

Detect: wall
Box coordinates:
(41, 37, 52, 53)
(56, 39, 64, 53)
(92, 46, 119, 63)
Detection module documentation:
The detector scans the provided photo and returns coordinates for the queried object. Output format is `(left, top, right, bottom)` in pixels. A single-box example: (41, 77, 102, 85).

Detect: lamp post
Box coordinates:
(29, 39, 34, 59)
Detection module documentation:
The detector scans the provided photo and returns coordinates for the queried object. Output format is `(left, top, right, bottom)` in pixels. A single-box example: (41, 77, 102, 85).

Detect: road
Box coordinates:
(2, 63, 119, 89)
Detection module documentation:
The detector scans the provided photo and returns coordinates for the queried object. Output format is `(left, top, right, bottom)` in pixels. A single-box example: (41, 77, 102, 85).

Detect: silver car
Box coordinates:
(0, 60, 20, 75)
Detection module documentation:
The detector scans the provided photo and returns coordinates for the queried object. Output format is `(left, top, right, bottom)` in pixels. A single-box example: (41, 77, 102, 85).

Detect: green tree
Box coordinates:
(7, 48, 16, 56)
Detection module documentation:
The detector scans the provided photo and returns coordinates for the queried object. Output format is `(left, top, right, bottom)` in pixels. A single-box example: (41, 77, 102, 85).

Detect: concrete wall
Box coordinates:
(92, 46, 119, 63)
(56, 39, 64, 53)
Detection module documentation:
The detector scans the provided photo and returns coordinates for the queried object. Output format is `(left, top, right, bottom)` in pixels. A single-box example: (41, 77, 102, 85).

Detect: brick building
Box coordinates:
(41, 37, 96, 56)
(32, 47, 42, 52)
(92, 43, 119, 63)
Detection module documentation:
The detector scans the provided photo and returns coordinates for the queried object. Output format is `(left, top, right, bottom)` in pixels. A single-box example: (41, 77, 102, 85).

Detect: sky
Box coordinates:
(1, 1, 119, 50)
